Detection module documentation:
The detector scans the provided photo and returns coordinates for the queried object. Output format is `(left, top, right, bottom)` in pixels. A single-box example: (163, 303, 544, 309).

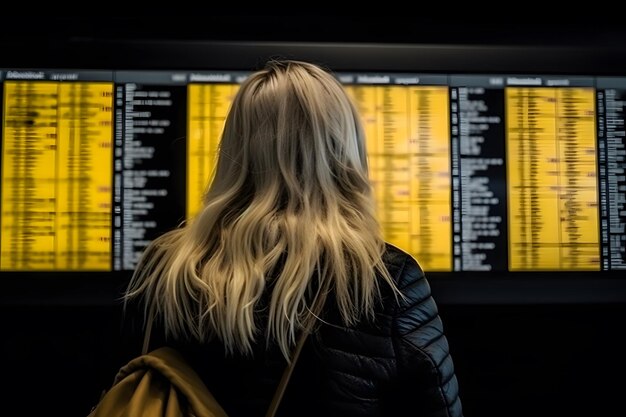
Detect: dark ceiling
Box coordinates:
(2, 15, 626, 47)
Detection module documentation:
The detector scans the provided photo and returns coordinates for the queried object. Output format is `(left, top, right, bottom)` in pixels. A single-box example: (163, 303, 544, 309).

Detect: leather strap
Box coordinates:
(264, 283, 327, 417)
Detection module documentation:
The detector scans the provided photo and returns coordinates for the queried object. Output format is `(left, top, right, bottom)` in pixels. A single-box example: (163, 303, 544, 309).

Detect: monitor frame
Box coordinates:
(3, 38, 626, 74)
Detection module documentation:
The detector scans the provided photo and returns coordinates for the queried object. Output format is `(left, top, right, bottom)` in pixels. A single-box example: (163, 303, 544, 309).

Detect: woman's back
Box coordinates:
(167, 244, 461, 417)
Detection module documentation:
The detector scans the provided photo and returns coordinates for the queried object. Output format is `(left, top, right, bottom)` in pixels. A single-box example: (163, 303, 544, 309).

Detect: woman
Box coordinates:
(124, 59, 463, 417)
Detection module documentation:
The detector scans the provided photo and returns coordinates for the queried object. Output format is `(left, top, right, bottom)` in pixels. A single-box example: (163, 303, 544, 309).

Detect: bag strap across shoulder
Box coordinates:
(264, 283, 328, 417)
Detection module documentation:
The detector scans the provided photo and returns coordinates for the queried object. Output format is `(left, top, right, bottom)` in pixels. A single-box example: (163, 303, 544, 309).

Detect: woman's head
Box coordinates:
(207, 59, 370, 212)
(126, 59, 397, 360)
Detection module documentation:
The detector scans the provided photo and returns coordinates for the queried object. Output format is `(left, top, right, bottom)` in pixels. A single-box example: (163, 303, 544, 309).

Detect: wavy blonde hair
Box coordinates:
(124, 59, 398, 359)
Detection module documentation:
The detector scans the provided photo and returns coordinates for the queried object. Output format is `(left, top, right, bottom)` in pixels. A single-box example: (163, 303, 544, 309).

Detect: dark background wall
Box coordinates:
(1, 15, 626, 417)
(2, 15, 626, 47)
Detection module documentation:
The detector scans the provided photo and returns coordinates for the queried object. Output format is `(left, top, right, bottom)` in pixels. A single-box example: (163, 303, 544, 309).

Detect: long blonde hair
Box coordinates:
(124, 59, 397, 359)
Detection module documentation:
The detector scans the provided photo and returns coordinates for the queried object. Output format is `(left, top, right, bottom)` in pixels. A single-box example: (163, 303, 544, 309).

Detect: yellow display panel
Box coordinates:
(346, 85, 452, 271)
(187, 84, 239, 219)
(506, 87, 599, 270)
(1, 81, 114, 270)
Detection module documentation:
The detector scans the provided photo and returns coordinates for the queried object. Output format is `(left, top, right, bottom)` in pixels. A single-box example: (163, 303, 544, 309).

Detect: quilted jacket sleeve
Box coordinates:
(390, 254, 463, 417)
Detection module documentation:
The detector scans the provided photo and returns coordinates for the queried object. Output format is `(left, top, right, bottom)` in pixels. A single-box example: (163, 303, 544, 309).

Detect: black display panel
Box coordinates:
(2, 40, 626, 303)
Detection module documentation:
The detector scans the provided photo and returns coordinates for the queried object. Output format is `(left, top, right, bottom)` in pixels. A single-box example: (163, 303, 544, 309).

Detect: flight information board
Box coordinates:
(1, 69, 625, 272)
(1, 77, 113, 271)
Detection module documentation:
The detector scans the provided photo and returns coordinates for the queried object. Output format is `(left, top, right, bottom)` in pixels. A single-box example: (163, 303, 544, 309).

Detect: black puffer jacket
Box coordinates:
(144, 243, 462, 417)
